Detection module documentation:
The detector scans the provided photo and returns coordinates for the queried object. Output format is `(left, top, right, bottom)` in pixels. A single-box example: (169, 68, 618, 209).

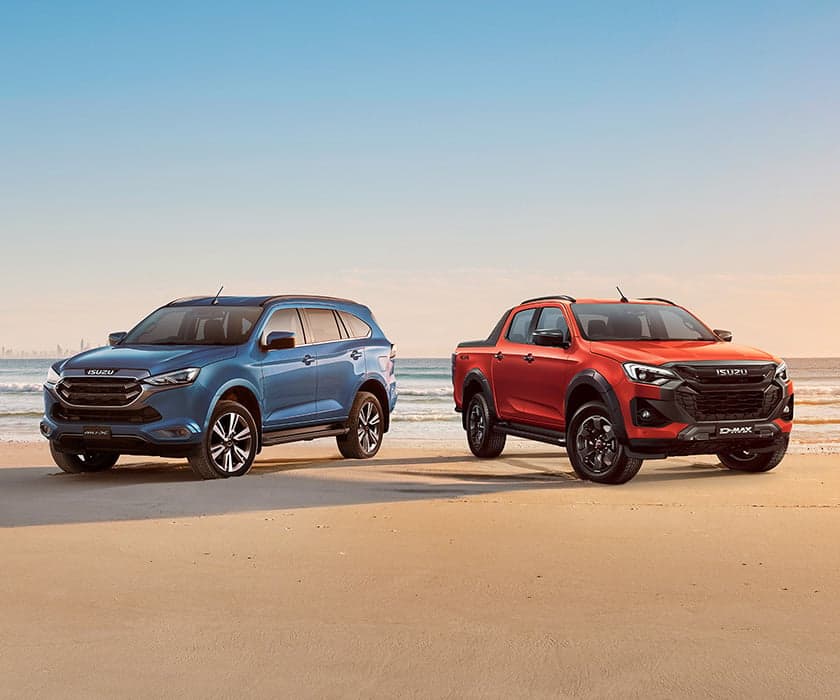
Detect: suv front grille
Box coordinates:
(52, 405, 161, 424)
(57, 377, 142, 407)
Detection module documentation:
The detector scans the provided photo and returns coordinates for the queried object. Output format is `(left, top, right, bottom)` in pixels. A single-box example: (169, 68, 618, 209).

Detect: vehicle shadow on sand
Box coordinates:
(0, 452, 736, 528)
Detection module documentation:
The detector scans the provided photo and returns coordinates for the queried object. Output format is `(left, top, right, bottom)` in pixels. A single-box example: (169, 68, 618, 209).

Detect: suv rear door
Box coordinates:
(302, 308, 365, 422)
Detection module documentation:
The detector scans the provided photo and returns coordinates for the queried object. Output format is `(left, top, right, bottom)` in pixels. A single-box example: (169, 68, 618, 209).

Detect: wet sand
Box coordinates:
(1, 442, 839, 698)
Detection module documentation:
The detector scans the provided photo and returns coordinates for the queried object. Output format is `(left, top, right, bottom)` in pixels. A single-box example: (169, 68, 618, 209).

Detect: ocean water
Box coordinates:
(1, 357, 838, 452)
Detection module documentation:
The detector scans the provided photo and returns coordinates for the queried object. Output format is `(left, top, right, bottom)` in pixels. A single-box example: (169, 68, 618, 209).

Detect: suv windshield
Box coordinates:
(121, 306, 263, 346)
(571, 303, 716, 342)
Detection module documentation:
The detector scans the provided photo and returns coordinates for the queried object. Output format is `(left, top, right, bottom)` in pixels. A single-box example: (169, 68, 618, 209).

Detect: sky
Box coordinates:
(1, 1, 838, 356)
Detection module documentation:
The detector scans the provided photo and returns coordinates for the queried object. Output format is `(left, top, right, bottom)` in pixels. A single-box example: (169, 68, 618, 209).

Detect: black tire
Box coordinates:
(49, 442, 119, 473)
(566, 401, 642, 484)
(188, 400, 258, 479)
(337, 391, 384, 459)
(717, 437, 789, 472)
(465, 392, 506, 459)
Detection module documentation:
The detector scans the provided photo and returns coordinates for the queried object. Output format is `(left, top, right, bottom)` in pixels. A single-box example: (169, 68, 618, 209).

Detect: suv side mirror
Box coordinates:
(263, 331, 296, 351)
(714, 329, 733, 342)
(109, 332, 127, 346)
(533, 329, 571, 348)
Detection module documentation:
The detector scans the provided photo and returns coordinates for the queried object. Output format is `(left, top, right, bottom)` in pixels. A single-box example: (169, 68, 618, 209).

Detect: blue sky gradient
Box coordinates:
(1, 2, 838, 354)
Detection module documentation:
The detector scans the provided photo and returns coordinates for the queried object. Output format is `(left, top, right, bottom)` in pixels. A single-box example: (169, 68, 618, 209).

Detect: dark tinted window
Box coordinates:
(123, 306, 262, 346)
(338, 311, 372, 339)
(305, 309, 342, 343)
(535, 307, 569, 334)
(506, 309, 537, 344)
(263, 308, 304, 344)
(571, 303, 716, 341)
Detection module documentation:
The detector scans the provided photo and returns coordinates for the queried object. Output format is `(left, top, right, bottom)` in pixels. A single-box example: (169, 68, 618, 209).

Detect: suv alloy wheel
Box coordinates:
(189, 400, 258, 479)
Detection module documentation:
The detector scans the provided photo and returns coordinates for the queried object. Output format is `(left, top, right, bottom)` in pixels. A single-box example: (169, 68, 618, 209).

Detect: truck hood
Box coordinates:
(588, 340, 780, 366)
(60, 345, 238, 376)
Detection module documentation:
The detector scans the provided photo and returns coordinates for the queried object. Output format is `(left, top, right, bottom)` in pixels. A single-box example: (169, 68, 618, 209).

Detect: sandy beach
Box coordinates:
(0, 441, 838, 698)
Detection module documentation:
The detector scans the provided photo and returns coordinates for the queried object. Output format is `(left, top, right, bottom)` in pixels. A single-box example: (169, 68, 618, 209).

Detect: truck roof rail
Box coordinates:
(638, 297, 677, 305)
(520, 294, 577, 304)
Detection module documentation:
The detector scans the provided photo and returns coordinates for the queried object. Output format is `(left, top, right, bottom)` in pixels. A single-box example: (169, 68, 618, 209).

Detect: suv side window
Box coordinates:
(506, 308, 537, 344)
(338, 311, 372, 339)
(535, 307, 569, 335)
(304, 308, 342, 343)
(263, 308, 305, 344)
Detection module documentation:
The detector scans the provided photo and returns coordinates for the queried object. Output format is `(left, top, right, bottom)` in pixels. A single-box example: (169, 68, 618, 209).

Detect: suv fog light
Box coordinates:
(154, 427, 192, 439)
(40, 421, 52, 437)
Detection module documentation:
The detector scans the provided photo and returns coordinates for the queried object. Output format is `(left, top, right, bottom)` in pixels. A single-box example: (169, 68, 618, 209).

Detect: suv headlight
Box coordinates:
(143, 368, 201, 387)
(623, 362, 677, 386)
(45, 366, 61, 385)
(775, 361, 789, 382)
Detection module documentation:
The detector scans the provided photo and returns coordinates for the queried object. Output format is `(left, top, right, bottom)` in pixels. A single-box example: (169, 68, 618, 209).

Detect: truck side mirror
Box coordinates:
(263, 331, 296, 351)
(109, 332, 127, 346)
(533, 329, 571, 348)
(714, 329, 733, 342)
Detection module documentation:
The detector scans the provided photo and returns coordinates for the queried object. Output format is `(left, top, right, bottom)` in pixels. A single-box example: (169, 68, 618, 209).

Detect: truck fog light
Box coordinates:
(639, 409, 652, 422)
(781, 397, 794, 421)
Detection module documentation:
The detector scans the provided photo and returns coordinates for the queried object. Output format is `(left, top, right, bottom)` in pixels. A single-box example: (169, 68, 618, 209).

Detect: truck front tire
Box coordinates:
(717, 437, 788, 472)
(49, 442, 119, 473)
(465, 393, 506, 458)
(567, 401, 642, 484)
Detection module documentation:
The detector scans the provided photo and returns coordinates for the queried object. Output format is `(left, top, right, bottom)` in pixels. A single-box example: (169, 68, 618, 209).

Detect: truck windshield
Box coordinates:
(121, 306, 264, 346)
(571, 303, 717, 342)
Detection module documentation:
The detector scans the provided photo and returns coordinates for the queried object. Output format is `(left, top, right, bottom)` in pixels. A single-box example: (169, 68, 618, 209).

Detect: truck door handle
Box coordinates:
(494, 352, 504, 361)
(524, 353, 535, 363)
(350, 349, 362, 360)
(302, 354, 315, 366)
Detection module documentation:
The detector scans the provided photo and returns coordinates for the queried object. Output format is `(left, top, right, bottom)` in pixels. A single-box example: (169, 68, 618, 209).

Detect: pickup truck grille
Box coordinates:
(57, 377, 142, 407)
(676, 385, 783, 422)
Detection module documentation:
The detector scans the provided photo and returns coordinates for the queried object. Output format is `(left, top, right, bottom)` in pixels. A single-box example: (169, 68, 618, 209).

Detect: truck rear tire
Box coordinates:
(567, 401, 642, 484)
(465, 393, 506, 458)
(49, 442, 119, 473)
(717, 437, 788, 472)
(188, 400, 258, 479)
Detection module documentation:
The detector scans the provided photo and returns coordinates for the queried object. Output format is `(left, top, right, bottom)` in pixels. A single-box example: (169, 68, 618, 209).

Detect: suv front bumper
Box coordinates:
(41, 382, 207, 457)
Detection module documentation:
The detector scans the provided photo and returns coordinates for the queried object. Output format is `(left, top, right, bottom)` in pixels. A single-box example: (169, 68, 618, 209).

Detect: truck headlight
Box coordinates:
(143, 368, 201, 387)
(45, 366, 61, 385)
(775, 362, 789, 382)
(623, 362, 677, 386)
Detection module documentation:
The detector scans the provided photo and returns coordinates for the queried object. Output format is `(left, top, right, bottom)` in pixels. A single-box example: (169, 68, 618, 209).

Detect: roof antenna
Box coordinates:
(211, 284, 224, 305)
(616, 286, 629, 303)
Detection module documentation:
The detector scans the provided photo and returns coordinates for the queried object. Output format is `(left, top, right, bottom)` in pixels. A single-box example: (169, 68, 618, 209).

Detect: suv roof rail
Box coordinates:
(520, 294, 577, 304)
(638, 297, 677, 305)
(259, 294, 358, 307)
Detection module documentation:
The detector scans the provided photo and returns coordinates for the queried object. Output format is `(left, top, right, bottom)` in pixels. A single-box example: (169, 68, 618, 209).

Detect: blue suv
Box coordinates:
(41, 295, 397, 479)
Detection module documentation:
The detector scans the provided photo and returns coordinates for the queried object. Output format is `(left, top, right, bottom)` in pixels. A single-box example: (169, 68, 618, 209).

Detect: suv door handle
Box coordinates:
(302, 354, 315, 366)
(524, 353, 535, 363)
(350, 349, 362, 360)
(494, 352, 504, 361)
